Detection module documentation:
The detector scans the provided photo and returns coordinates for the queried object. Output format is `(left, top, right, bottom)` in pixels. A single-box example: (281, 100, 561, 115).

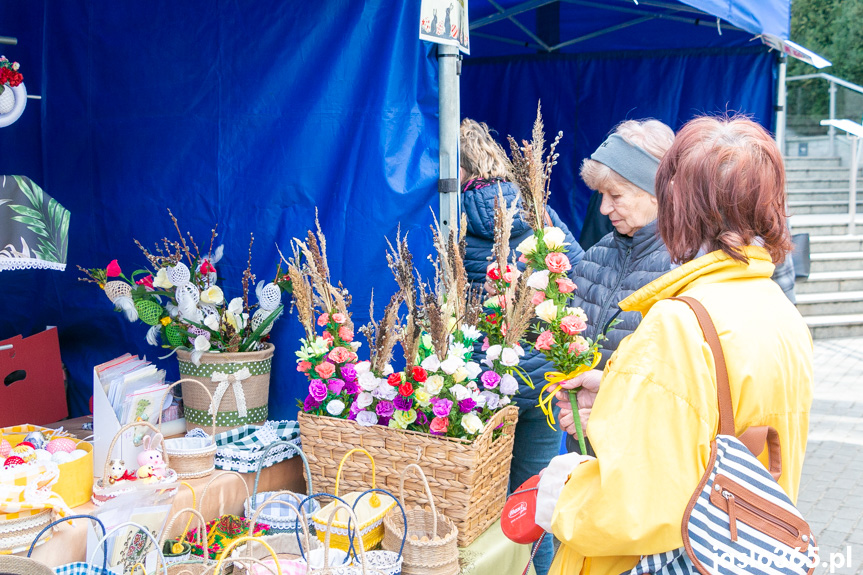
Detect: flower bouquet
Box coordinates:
(0, 55, 24, 115)
(509, 104, 607, 454)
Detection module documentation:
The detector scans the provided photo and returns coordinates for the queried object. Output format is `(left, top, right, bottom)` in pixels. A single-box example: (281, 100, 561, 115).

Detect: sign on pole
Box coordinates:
(420, 0, 470, 54)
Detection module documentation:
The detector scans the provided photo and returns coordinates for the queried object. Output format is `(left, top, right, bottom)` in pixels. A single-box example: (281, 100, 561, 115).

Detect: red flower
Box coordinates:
(398, 381, 414, 397)
(486, 263, 502, 281)
(106, 259, 122, 277)
(199, 259, 216, 274)
(135, 274, 154, 289)
(387, 373, 402, 386)
(411, 366, 427, 383)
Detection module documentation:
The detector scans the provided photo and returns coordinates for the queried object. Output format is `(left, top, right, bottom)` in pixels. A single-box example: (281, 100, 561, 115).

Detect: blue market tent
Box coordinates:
(0, 0, 789, 420)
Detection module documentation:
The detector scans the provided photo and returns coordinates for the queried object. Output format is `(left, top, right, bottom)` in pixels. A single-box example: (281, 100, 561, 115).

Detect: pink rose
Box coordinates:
(535, 330, 555, 351)
(332, 313, 347, 324)
(314, 362, 336, 379)
(481, 337, 490, 352)
(296, 361, 312, 372)
(568, 338, 589, 355)
(322, 331, 334, 344)
(430, 417, 449, 435)
(348, 351, 359, 363)
(531, 290, 546, 306)
(317, 313, 329, 327)
(328, 346, 352, 364)
(545, 252, 571, 274)
(560, 315, 587, 336)
(556, 278, 577, 293)
(338, 326, 354, 342)
(518, 254, 528, 263)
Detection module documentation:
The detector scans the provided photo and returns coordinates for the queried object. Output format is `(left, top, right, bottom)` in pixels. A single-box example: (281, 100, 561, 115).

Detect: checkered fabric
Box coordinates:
(53, 563, 109, 575)
(0, 462, 70, 519)
(214, 420, 301, 474)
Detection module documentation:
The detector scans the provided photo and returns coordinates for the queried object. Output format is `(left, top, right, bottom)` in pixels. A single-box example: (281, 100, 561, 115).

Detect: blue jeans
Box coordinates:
(509, 400, 560, 575)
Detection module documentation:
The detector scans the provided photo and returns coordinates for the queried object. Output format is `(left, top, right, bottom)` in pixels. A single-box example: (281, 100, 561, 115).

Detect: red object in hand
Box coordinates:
(501, 474, 545, 544)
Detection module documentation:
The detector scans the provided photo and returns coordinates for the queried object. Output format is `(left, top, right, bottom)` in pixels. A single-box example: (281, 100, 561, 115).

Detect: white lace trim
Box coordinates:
(0, 257, 66, 272)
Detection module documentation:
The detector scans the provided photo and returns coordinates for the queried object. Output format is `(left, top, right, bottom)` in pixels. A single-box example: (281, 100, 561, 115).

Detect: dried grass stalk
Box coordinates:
(503, 262, 535, 346)
(359, 292, 404, 375)
(386, 229, 423, 369)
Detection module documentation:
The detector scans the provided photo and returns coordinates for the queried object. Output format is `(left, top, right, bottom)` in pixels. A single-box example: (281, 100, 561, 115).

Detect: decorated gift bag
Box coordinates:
(158, 380, 218, 479)
(26, 514, 108, 575)
(214, 421, 301, 473)
(0, 460, 72, 553)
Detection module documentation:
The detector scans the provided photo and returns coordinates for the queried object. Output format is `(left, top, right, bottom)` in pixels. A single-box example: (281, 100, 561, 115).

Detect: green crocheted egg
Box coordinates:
(164, 323, 185, 347)
(135, 300, 164, 326)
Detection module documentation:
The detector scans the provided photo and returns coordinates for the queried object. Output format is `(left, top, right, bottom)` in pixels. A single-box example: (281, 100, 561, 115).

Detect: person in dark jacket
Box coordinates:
(460, 118, 584, 575)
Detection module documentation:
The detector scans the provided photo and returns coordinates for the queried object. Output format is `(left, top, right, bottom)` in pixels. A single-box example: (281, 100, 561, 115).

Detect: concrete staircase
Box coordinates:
(787, 156, 863, 338)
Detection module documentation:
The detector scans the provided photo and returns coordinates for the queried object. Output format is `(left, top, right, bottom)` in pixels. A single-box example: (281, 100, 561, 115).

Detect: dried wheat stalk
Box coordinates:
(359, 292, 404, 375)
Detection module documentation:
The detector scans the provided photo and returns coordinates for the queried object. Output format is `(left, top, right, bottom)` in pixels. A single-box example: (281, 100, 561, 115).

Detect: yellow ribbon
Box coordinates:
(510, 365, 534, 390)
(536, 352, 600, 430)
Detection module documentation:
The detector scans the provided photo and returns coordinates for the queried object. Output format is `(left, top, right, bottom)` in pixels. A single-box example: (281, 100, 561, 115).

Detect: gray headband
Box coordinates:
(590, 133, 660, 195)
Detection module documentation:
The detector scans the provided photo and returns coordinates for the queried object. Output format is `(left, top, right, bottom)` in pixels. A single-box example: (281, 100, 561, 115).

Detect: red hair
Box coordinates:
(655, 116, 791, 265)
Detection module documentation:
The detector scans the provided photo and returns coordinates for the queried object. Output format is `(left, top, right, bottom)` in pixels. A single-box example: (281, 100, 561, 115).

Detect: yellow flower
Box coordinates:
(153, 268, 173, 289)
(535, 299, 559, 323)
(200, 286, 225, 305)
(393, 409, 417, 428)
(452, 368, 468, 383)
(424, 375, 445, 395)
(159, 316, 172, 326)
(414, 389, 432, 407)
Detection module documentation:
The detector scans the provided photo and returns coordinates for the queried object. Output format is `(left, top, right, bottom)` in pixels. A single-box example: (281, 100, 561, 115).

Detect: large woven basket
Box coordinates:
(177, 344, 274, 433)
(159, 379, 218, 479)
(299, 404, 518, 547)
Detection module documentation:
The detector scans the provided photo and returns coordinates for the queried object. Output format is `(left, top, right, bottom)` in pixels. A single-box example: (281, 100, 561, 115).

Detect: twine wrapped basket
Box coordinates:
(159, 379, 218, 479)
(299, 404, 518, 547)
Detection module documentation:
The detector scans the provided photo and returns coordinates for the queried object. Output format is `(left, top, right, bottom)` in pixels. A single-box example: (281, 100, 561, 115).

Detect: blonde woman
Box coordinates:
(460, 118, 583, 575)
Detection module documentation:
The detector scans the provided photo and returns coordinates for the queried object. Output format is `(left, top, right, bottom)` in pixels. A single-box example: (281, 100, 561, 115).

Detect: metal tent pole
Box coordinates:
(850, 135, 858, 236)
(775, 55, 787, 156)
(829, 81, 837, 157)
(437, 44, 461, 239)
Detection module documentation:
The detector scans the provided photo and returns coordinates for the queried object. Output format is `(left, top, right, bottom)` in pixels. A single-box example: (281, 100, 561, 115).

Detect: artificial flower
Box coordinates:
(502, 266, 517, 284)
(328, 347, 352, 364)
(414, 388, 432, 407)
(358, 371, 379, 392)
(429, 417, 449, 435)
(420, 354, 441, 372)
(356, 392, 374, 409)
(304, 395, 321, 411)
(411, 366, 427, 383)
(458, 398, 477, 413)
(375, 400, 395, 418)
(309, 379, 328, 402)
(500, 347, 520, 367)
(317, 313, 329, 327)
(372, 384, 398, 401)
(531, 290, 547, 305)
(328, 379, 346, 395)
(326, 399, 346, 416)
(321, 331, 334, 345)
(486, 263, 502, 280)
(485, 345, 502, 362)
(355, 361, 371, 374)
(314, 362, 336, 379)
(483, 295, 502, 309)
(392, 409, 417, 428)
(448, 342, 470, 361)
(545, 252, 571, 274)
(228, 297, 244, 315)
(332, 312, 346, 324)
(481, 337, 490, 352)
(461, 412, 484, 434)
(556, 277, 577, 293)
(394, 396, 414, 413)
(449, 384, 470, 401)
(398, 381, 414, 397)
(480, 391, 500, 410)
(516, 234, 538, 255)
(154, 269, 174, 290)
(526, 270, 550, 291)
(356, 411, 378, 427)
(350, 341, 362, 352)
(500, 395, 512, 406)
(424, 375, 445, 395)
(193, 334, 210, 352)
(560, 314, 588, 335)
(461, 324, 483, 341)
(481, 371, 501, 389)
(542, 226, 568, 249)
(203, 314, 220, 331)
(387, 373, 402, 386)
(565, 307, 589, 321)
(106, 260, 122, 277)
(465, 361, 482, 380)
(340, 363, 357, 382)
(535, 330, 555, 351)
(135, 274, 154, 290)
(199, 259, 216, 274)
(432, 398, 453, 418)
(535, 299, 559, 323)
(338, 326, 354, 342)
(344, 380, 360, 395)
(500, 373, 519, 395)
(440, 356, 464, 375)
(200, 286, 224, 305)
(568, 336, 589, 355)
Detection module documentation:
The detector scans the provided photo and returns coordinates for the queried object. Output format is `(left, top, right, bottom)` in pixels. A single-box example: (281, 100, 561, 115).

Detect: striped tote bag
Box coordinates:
(629, 297, 817, 575)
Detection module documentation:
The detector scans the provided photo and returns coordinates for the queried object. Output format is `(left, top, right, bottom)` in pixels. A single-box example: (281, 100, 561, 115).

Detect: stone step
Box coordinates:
(790, 214, 856, 236)
(787, 189, 851, 203)
(809, 235, 863, 254)
(784, 156, 843, 168)
(796, 290, 863, 316)
(810, 251, 863, 273)
(805, 313, 863, 339)
(787, 177, 857, 190)
(794, 270, 863, 295)
(789, 200, 863, 215)
(785, 167, 863, 181)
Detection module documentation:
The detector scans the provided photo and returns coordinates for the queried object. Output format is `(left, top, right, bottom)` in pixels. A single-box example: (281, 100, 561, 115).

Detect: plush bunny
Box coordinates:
(137, 433, 167, 479)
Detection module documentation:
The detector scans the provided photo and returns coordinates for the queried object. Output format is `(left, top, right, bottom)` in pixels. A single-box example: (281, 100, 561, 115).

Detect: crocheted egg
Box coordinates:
(251, 308, 276, 336)
(46, 437, 77, 454)
(51, 451, 72, 464)
(33, 449, 53, 462)
(164, 323, 185, 347)
(69, 449, 88, 461)
(135, 300, 165, 326)
(3, 456, 25, 467)
(0, 439, 10, 458)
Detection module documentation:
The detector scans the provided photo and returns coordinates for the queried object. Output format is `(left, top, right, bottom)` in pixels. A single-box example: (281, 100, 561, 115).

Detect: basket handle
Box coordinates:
(246, 494, 311, 575)
(102, 420, 171, 480)
(161, 507, 209, 554)
(352, 488, 407, 562)
(294, 492, 354, 565)
(131, 563, 147, 575)
(157, 378, 217, 438)
(232, 556, 280, 575)
(87, 521, 168, 575)
(214, 537, 282, 575)
(399, 463, 439, 538)
(334, 447, 376, 498)
(322, 503, 370, 575)
(27, 514, 107, 571)
(251, 440, 313, 501)
(198, 470, 251, 514)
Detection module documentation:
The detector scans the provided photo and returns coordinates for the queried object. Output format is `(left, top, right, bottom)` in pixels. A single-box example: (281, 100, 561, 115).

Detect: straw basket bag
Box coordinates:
(244, 441, 319, 534)
(158, 379, 218, 479)
(177, 344, 275, 433)
(91, 421, 179, 506)
(350, 489, 406, 575)
(311, 449, 396, 552)
(381, 464, 458, 575)
(299, 404, 518, 546)
(160, 507, 215, 573)
(314, 503, 388, 575)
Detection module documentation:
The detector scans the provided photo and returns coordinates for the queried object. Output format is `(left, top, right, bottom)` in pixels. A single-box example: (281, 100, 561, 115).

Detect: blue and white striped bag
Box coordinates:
(630, 297, 817, 575)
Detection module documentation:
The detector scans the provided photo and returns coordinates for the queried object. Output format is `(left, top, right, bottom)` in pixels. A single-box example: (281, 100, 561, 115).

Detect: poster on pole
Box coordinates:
(420, 0, 470, 54)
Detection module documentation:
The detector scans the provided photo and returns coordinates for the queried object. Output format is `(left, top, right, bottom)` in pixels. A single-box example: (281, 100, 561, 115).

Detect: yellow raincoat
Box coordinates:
(549, 247, 814, 575)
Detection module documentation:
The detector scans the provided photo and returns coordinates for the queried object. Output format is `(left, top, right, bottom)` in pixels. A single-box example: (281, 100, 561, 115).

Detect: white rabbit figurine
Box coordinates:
(137, 433, 167, 479)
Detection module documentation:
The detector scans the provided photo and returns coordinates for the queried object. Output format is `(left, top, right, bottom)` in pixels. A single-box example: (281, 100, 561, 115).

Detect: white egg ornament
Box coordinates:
(251, 308, 276, 336)
(33, 449, 53, 462)
(69, 449, 88, 462)
(51, 451, 73, 464)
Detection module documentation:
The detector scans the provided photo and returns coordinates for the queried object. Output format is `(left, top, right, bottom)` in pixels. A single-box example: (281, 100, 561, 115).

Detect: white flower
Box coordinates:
(500, 395, 511, 406)
(461, 324, 482, 341)
(485, 345, 502, 362)
(480, 391, 500, 410)
(465, 361, 482, 380)
(356, 411, 378, 427)
(543, 226, 568, 249)
(200, 286, 224, 305)
(350, 341, 362, 352)
(355, 361, 371, 375)
(228, 297, 244, 315)
(295, 337, 329, 361)
(326, 399, 346, 416)
(356, 392, 373, 409)
(516, 234, 538, 255)
(358, 372, 379, 392)
(440, 356, 464, 375)
(500, 373, 519, 395)
(527, 270, 550, 291)
(153, 268, 173, 289)
(424, 375, 445, 395)
(421, 333, 433, 348)
(565, 307, 588, 321)
(513, 344, 525, 357)
(535, 299, 559, 323)
(421, 354, 441, 373)
(461, 412, 484, 435)
(448, 342, 470, 361)
(450, 384, 470, 401)
(383, 364, 394, 376)
(373, 383, 397, 401)
(193, 335, 210, 352)
(474, 393, 487, 408)
(500, 347, 520, 367)
(203, 314, 220, 331)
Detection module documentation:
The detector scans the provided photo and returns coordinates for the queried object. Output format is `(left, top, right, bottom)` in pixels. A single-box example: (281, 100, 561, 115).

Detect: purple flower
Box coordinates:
(356, 411, 378, 426)
(432, 398, 453, 418)
(347, 409, 357, 421)
(376, 400, 395, 418)
(303, 395, 321, 411)
(416, 411, 429, 426)
(328, 378, 345, 395)
(394, 395, 414, 411)
(344, 380, 360, 395)
(309, 379, 328, 402)
(349, 400, 361, 415)
(480, 371, 501, 390)
(458, 398, 476, 413)
(340, 363, 358, 383)
(378, 415, 391, 427)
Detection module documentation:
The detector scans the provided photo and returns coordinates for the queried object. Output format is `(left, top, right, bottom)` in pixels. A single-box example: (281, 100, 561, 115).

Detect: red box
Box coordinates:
(0, 328, 68, 427)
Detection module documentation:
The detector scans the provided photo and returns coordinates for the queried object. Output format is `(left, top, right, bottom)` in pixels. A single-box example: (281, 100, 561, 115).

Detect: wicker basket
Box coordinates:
(382, 464, 458, 575)
(177, 344, 274, 433)
(298, 404, 518, 547)
(159, 379, 218, 479)
(160, 507, 213, 574)
(0, 509, 53, 554)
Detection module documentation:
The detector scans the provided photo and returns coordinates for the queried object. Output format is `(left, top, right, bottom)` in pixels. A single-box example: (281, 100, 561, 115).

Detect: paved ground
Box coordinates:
(797, 337, 863, 575)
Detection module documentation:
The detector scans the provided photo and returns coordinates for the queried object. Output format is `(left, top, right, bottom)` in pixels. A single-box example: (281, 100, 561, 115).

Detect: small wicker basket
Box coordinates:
(159, 379, 218, 479)
(160, 507, 214, 574)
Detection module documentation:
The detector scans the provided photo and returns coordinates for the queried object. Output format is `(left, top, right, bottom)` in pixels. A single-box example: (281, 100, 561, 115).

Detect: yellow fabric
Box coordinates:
(549, 247, 814, 575)
(0, 461, 71, 521)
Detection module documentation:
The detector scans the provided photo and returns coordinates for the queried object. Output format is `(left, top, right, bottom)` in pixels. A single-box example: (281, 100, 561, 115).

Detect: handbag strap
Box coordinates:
(671, 296, 735, 437)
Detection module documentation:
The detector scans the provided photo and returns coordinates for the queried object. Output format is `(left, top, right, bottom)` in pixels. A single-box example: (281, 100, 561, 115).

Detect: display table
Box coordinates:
(459, 519, 536, 575)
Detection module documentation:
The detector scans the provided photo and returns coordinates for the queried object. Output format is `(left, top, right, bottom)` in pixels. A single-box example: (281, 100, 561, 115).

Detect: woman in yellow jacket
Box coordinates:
(536, 116, 814, 575)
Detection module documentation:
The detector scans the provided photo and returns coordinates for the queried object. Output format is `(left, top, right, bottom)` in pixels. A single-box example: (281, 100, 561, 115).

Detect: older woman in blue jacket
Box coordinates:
(460, 118, 583, 575)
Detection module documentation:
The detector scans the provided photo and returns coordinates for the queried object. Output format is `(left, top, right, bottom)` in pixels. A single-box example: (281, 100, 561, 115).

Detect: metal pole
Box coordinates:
(775, 56, 787, 156)
(829, 81, 837, 157)
(850, 135, 858, 236)
(437, 44, 461, 239)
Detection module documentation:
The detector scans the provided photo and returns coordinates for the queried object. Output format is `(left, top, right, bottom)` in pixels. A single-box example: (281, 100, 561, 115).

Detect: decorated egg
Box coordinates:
(12, 444, 34, 456)
(0, 439, 10, 458)
(51, 451, 72, 464)
(4, 456, 26, 467)
(46, 437, 77, 454)
(33, 449, 52, 462)
(23, 431, 48, 450)
(69, 449, 88, 461)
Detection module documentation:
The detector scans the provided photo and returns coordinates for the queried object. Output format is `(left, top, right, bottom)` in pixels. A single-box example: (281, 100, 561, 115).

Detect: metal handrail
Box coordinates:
(786, 73, 863, 157)
(787, 72, 863, 96)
